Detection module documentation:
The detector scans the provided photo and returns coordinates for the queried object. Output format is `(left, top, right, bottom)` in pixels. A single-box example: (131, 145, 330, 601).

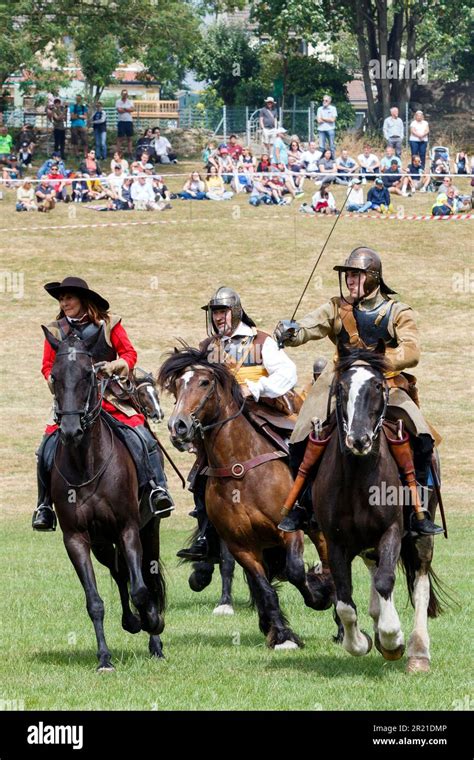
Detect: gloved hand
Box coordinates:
(274, 319, 300, 348)
(97, 358, 129, 380)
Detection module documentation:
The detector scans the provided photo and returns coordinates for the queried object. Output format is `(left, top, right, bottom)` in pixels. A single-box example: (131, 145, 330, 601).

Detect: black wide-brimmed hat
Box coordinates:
(44, 277, 109, 310)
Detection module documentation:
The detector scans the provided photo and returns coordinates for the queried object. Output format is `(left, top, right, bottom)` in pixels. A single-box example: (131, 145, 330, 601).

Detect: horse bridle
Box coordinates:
(181, 371, 246, 440)
(52, 349, 109, 430)
(334, 367, 389, 452)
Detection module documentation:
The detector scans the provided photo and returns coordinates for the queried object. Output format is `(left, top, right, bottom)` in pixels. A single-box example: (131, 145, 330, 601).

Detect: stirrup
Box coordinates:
(410, 510, 444, 537)
(148, 485, 175, 517)
(32, 504, 57, 532)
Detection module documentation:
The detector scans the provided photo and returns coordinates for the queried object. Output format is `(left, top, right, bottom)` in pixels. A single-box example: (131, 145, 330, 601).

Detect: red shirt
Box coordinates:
(227, 143, 243, 159)
(43, 320, 144, 431)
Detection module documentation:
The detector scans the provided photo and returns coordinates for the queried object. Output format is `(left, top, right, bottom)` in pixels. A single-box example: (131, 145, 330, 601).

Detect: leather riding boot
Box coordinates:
(32, 434, 57, 532)
(177, 478, 212, 560)
(137, 426, 174, 517)
(278, 433, 331, 532)
(387, 434, 443, 536)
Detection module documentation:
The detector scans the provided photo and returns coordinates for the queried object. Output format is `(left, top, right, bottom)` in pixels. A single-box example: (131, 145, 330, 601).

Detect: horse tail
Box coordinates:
(399, 535, 456, 618)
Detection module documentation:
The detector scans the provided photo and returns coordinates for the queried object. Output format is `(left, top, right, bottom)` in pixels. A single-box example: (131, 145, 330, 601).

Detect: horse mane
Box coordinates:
(158, 341, 245, 411)
(335, 345, 389, 377)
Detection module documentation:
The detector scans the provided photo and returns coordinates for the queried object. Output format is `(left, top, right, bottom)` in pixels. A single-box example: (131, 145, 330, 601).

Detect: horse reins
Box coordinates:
(334, 366, 390, 453)
(186, 374, 246, 438)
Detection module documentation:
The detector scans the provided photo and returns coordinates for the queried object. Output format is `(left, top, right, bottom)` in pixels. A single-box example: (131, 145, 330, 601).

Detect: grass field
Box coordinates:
(0, 160, 472, 711)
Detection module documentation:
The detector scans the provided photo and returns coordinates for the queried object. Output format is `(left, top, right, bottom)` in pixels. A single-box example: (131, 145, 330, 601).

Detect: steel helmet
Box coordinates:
(202, 286, 255, 337)
(333, 247, 396, 297)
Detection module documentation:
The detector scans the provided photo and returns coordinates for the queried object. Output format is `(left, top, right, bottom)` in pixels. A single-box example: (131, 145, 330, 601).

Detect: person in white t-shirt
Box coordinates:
(115, 89, 134, 157)
(409, 110, 429, 169)
(357, 144, 381, 182)
(300, 141, 322, 177)
(151, 127, 177, 164)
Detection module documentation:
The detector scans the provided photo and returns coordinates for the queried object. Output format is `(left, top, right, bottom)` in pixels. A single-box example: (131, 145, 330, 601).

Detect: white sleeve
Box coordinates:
(244, 336, 297, 401)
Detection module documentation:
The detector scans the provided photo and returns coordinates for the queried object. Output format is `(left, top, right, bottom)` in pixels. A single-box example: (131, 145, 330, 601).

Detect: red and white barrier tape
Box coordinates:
(344, 212, 473, 221)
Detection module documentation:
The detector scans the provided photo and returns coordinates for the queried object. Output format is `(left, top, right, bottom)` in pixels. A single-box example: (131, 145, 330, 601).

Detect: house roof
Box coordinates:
(347, 79, 368, 107)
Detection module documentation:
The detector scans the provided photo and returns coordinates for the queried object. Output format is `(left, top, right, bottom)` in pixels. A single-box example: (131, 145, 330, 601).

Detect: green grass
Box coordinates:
(0, 513, 472, 711)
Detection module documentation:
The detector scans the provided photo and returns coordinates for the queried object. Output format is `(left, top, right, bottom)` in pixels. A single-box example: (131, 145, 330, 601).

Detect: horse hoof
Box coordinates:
(375, 634, 404, 661)
(361, 631, 373, 654)
(274, 640, 299, 651)
(213, 604, 234, 616)
(122, 614, 142, 634)
(406, 656, 430, 674)
(97, 664, 115, 673)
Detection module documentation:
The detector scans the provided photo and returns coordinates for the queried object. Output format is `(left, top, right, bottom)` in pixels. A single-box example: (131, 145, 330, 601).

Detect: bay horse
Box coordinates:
(132, 367, 165, 423)
(313, 341, 444, 673)
(42, 326, 166, 670)
(158, 345, 335, 650)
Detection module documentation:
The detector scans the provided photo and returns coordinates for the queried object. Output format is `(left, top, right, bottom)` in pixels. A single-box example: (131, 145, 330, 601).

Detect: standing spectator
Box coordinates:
(47, 98, 66, 159)
(316, 95, 337, 158)
(259, 96, 278, 155)
(0, 126, 13, 162)
(335, 149, 358, 184)
(151, 127, 177, 164)
(115, 89, 134, 157)
(16, 179, 37, 211)
(383, 106, 404, 157)
(357, 144, 380, 181)
(272, 127, 288, 166)
(409, 110, 429, 168)
(69, 95, 89, 159)
(92, 101, 107, 160)
(226, 134, 243, 161)
(300, 141, 322, 178)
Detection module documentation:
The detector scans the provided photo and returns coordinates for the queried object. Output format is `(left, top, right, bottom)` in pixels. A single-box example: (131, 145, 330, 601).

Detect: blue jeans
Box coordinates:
(409, 140, 428, 168)
(94, 130, 107, 160)
(318, 129, 336, 158)
(178, 191, 208, 200)
(347, 201, 372, 213)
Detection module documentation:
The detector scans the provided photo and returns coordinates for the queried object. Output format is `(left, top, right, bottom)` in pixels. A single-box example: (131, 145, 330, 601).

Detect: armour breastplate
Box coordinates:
(354, 300, 397, 347)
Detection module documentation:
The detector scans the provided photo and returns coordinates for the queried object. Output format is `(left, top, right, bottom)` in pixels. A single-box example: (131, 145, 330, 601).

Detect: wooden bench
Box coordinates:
(132, 100, 179, 122)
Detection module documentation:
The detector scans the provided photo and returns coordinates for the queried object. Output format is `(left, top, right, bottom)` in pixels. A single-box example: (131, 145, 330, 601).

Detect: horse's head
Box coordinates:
(42, 325, 103, 446)
(133, 368, 164, 422)
(158, 344, 241, 451)
(335, 340, 389, 456)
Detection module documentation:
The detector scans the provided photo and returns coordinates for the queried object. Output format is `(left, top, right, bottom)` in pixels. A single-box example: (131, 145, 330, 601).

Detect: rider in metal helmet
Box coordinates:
(333, 246, 396, 303)
(202, 286, 255, 337)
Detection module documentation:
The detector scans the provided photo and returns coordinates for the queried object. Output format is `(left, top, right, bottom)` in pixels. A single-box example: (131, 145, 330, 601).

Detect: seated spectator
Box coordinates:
(18, 141, 33, 169)
(111, 150, 129, 175)
(151, 127, 177, 164)
(15, 124, 36, 154)
(440, 177, 470, 211)
(317, 148, 337, 184)
(346, 178, 369, 212)
(288, 139, 303, 169)
(357, 144, 380, 181)
(206, 166, 234, 200)
(249, 174, 277, 206)
(335, 149, 358, 184)
(272, 127, 288, 166)
(300, 141, 322, 178)
(79, 149, 102, 178)
(106, 163, 125, 200)
(152, 174, 172, 202)
(131, 175, 166, 210)
(216, 147, 235, 184)
(431, 192, 452, 216)
(311, 184, 337, 214)
(135, 128, 156, 161)
(47, 162, 69, 202)
(271, 163, 304, 200)
(256, 153, 271, 174)
(37, 151, 67, 179)
(366, 176, 391, 211)
(16, 179, 37, 211)
(85, 171, 108, 200)
(35, 179, 56, 212)
(2, 153, 21, 185)
(454, 151, 469, 175)
(431, 155, 450, 187)
(381, 158, 405, 195)
(380, 146, 401, 173)
(226, 134, 243, 161)
(237, 147, 256, 172)
(115, 177, 134, 210)
(231, 165, 253, 194)
(403, 154, 430, 194)
(131, 151, 153, 175)
(202, 141, 217, 169)
(179, 171, 208, 199)
(0, 126, 13, 163)
(71, 173, 91, 203)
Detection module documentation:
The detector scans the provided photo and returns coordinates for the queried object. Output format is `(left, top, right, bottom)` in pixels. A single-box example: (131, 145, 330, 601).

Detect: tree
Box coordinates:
(192, 23, 261, 105)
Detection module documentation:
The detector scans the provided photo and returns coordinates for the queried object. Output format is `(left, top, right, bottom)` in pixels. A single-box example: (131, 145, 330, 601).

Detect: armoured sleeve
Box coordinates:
(110, 323, 138, 370)
(386, 306, 420, 371)
(284, 300, 336, 347)
(245, 336, 297, 401)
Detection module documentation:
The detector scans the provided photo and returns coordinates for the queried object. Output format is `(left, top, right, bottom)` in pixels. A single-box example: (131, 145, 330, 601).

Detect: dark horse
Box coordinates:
(159, 345, 335, 650)
(43, 327, 166, 670)
(313, 342, 444, 672)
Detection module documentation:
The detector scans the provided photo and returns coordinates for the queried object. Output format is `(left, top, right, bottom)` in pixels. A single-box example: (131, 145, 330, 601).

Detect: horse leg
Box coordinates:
(119, 523, 163, 636)
(373, 523, 405, 660)
(140, 519, 166, 659)
(329, 541, 372, 656)
(406, 535, 433, 674)
(63, 533, 114, 671)
(361, 555, 381, 647)
(283, 530, 334, 611)
(188, 561, 215, 592)
(232, 547, 303, 650)
(213, 541, 235, 616)
(91, 541, 141, 634)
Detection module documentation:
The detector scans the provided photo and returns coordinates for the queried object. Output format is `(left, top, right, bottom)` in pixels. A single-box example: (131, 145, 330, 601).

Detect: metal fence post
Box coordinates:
(246, 106, 249, 144)
(405, 101, 409, 149)
(223, 105, 227, 142)
(310, 101, 315, 141)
